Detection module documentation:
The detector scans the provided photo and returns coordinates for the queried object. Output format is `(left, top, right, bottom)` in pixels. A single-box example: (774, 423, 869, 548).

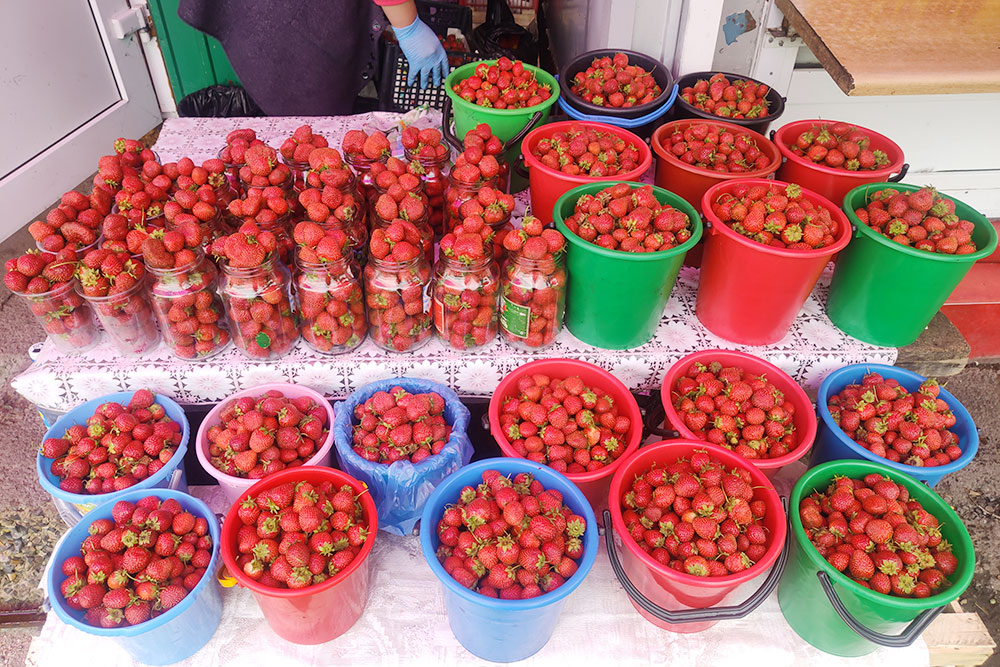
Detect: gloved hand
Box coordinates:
(394, 17, 449, 88)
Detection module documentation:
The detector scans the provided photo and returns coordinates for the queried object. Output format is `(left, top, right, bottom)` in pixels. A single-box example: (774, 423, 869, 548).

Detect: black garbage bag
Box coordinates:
(176, 84, 264, 117)
(472, 0, 538, 64)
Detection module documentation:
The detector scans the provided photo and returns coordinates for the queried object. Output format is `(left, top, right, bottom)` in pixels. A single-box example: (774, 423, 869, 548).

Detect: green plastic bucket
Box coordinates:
(827, 183, 998, 347)
(777, 459, 975, 657)
(553, 182, 703, 349)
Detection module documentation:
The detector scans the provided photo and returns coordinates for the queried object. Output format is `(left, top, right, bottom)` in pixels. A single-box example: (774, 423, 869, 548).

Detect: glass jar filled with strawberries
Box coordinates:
(364, 220, 433, 352)
(401, 126, 450, 237)
(372, 191, 434, 267)
(433, 218, 500, 351)
(342, 129, 391, 201)
(499, 217, 567, 350)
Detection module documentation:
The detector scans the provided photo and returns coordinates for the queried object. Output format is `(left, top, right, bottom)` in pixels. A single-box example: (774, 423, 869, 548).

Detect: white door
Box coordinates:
(0, 0, 161, 242)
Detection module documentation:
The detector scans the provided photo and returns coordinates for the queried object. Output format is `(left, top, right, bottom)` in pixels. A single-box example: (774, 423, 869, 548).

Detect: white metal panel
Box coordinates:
(0, 0, 161, 243)
(673, 0, 725, 77)
(0, 0, 121, 178)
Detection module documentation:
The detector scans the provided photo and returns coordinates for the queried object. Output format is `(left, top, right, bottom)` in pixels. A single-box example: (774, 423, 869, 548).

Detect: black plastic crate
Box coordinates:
(376, 0, 475, 113)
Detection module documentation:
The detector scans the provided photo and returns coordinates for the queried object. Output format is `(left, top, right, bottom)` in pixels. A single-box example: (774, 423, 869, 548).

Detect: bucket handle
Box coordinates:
(888, 163, 910, 182)
(440, 96, 544, 154)
(602, 505, 790, 624)
(816, 571, 944, 647)
(501, 111, 545, 154)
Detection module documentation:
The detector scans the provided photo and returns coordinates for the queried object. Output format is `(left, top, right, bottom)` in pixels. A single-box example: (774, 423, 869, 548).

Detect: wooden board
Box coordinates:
(924, 601, 996, 667)
(775, 0, 1000, 95)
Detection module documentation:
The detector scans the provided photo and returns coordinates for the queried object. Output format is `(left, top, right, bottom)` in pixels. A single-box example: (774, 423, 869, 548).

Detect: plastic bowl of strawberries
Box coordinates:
(815, 363, 978, 487)
(220, 465, 378, 645)
(37, 389, 190, 516)
(419, 458, 598, 662)
(488, 358, 642, 514)
(672, 71, 785, 135)
(774, 119, 907, 205)
(559, 49, 673, 120)
(195, 383, 336, 506)
(660, 350, 817, 476)
(606, 440, 787, 634)
(47, 488, 222, 665)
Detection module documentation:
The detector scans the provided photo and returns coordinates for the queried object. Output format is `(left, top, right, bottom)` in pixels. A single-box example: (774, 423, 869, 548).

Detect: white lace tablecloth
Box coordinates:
(28, 484, 926, 667)
(10, 114, 896, 412)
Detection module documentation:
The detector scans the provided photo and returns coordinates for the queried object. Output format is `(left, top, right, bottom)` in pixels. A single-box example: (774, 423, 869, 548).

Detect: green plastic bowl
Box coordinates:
(553, 182, 703, 349)
(827, 183, 998, 347)
(777, 459, 975, 657)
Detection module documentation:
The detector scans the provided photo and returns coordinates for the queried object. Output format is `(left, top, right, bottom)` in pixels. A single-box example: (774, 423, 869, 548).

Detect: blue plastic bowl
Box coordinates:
(47, 488, 222, 665)
(419, 458, 598, 662)
(815, 363, 978, 487)
(556, 82, 679, 130)
(37, 391, 190, 515)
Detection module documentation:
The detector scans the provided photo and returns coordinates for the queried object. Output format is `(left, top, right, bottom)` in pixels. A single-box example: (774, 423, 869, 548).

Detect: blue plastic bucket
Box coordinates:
(419, 458, 598, 662)
(37, 391, 190, 516)
(814, 363, 978, 487)
(556, 82, 678, 139)
(47, 488, 222, 665)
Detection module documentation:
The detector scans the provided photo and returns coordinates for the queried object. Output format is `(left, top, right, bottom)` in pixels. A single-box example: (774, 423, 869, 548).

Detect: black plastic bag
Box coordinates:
(176, 84, 264, 117)
(471, 0, 538, 64)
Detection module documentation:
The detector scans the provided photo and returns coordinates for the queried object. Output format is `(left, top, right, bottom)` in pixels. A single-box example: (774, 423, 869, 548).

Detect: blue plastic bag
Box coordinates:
(333, 377, 473, 535)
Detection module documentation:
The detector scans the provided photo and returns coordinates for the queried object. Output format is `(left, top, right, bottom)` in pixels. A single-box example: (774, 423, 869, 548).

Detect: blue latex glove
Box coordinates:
(395, 17, 449, 88)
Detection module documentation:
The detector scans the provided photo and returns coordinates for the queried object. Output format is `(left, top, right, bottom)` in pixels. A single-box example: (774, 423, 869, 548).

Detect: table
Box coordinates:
(27, 484, 928, 667)
(10, 114, 896, 413)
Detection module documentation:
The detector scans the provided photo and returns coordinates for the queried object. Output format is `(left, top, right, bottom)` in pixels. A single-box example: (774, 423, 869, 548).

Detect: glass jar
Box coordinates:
(18, 280, 100, 354)
(344, 152, 388, 203)
(219, 254, 299, 359)
(363, 255, 432, 352)
(256, 214, 295, 267)
(403, 148, 450, 237)
(294, 251, 366, 354)
(443, 172, 497, 231)
(432, 255, 499, 351)
(316, 217, 368, 272)
(282, 157, 310, 193)
(371, 211, 434, 268)
(239, 170, 293, 196)
(80, 275, 159, 356)
(216, 146, 243, 196)
(147, 248, 231, 360)
(500, 253, 566, 351)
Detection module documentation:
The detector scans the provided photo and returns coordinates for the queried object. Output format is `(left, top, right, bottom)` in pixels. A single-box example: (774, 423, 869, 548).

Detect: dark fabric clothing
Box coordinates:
(177, 0, 385, 115)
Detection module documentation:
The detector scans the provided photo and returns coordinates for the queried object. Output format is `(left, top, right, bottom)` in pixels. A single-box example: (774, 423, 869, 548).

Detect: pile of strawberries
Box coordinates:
(452, 57, 553, 109)
(435, 219, 499, 350)
(151, 157, 230, 198)
(350, 388, 452, 463)
(498, 373, 631, 473)
(789, 122, 890, 171)
(206, 389, 329, 478)
(680, 74, 771, 120)
(401, 126, 449, 160)
(280, 124, 328, 164)
(4, 247, 78, 295)
(302, 148, 356, 191)
(220, 128, 264, 167)
(226, 187, 291, 228)
(239, 144, 292, 189)
(42, 390, 182, 494)
(93, 138, 158, 195)
(293, 221, 367, 353)
(569, 52, 662, 108)
(664, 122, 773, 173)
(115, 174, 168, 227)
(232, 479, 371, 589)
(364, 221, 433, 352)
(531, 124, 642, 177)
(141, 223, 206, 270)
(671, 359, 799, 460)
(827, 372, 964, 467)
(499, 218, 566, 350)
(622, 450, 771, 576)
(371, 157, 423, 197)
(562, 183, 693, 252)
(854, 187, 978, 255)
(58, 494, 213, 627)
(29, 190, 109, 252)
(711, 182, 839, 250)
(446, 183, 514, 234)
(78, 247, 148, 299)
(165, 185, 221, 228)
(436, 469, 588, 598)
(342, 130, 391, 163)
(800, 473, 958, 597)
(450, 138, 503, 186)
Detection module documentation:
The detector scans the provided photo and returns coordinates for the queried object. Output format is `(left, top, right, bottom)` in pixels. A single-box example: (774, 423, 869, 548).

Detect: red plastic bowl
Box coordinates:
(774, 119, 906, 205)
(220, 466, 377, 645)
(650, 120, 781, 209)
(488, 358, 642, 514)
(608, 440, 787, 632)
(697, 178, 852, 345)
(659, 350, 816, 476)
(522, 121, 651, 224)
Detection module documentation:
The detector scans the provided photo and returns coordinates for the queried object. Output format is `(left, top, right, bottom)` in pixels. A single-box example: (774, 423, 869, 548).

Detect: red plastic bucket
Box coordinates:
(696, 178, 852, 344)
(659, 350, 816, 477)
(650, 120, 781, 209)
(773, 120, 907, 205)
(606, 440, 787, 632)
(488, 358, 642, 514)
(522, 121, 651, 224)
(220, 466, 377, 645)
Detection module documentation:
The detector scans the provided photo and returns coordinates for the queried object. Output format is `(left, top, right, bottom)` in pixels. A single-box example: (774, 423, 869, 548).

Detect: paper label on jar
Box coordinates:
(500, 296, 530, 337)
